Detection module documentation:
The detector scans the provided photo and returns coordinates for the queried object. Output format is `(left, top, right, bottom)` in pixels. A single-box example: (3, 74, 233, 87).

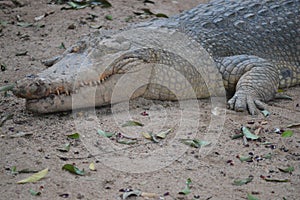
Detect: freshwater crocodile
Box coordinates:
(13, 0, 300, 114)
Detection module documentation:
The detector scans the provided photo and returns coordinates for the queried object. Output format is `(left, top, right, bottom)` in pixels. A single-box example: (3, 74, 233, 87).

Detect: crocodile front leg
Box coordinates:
(217, 55, 279, 115)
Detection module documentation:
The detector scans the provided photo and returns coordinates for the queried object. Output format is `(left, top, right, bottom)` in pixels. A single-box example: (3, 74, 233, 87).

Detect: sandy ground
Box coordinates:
(0, 0, 300, 199)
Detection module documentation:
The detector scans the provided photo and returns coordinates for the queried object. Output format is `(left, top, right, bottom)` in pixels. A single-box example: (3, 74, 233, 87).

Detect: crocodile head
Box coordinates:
(13, 30, 154, 113)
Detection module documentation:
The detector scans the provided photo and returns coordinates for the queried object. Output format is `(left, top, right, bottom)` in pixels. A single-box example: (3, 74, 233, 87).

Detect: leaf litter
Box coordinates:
(141, 128, 172, 143)
(97, 129, 114, 138)
(233, 175, 254, 186)
(281, 130, 293, 138)
(58, 0, 112, 10)
(247, 193, 260, 200)
(122, 120, 144, 127)
(89, 162, 96, 171)
(17, 168, 48, 184)
(67, 132, 80, 139)
(56, 143, 71, 152)
(62, 164, 85, 175)
(180, 139, 211, 148)
(242, 126, 259, 140)
(178, 178, 192, 195)
(29, 189, 41, 196)
(278, 166, 294, 173)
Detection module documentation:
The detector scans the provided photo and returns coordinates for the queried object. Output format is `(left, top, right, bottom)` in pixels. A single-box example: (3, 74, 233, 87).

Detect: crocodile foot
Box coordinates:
(228, 91, 268, 115)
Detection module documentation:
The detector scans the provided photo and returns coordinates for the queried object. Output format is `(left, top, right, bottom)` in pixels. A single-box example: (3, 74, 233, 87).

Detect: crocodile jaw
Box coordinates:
(23, 77, 118, 113)
(13, 62, 138, 113)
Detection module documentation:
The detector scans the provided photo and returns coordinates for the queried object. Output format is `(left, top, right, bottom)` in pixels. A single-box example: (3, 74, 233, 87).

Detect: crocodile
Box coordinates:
(13, 0, 300, 114)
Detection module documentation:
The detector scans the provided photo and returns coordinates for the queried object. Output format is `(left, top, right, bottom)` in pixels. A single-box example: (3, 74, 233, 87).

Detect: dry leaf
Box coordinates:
(17, 168, 48, 184)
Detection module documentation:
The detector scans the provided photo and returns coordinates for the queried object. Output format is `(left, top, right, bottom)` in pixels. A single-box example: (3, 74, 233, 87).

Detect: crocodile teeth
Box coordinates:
(65, 90, 69, 95)
(56, 90, 60, 95)
(92, 81, 98, 86)
(79, 82, 84, 87)
(100, 77, 107, 82)
(97, 80, 101, 85)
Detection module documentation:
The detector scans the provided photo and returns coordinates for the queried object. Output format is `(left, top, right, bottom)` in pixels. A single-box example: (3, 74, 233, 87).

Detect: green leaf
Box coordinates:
(11, 166, 17, 174)
(29, 189, 41, 196)
(156, 128, 172, 139)
(67, 1, 88, 9)
(17, 168, 48, 184)
(231, 134, 244, 139)
(62, 164, 85, 175)
(178, 178, 192, 195)
(242, 127, 259, 140)
(67, 132, 80, 139)
(17, 22, 33, 28)
(278, 166, 294, 173)
(105, 15, 113, 20)
(247, 193, 260, 200)
(97, 129, 114, 138)
(180, 139, 211, 148)
(281, 130, 293, 138)
(238, 155, 253, 162)
(57, 143, 71, 152)
(195, 140, 211, 147)
(233, 175, 253, 186)
(261, 110, 270, 117)
(122, 120, 144, 127)
(58, 42, 66, 49)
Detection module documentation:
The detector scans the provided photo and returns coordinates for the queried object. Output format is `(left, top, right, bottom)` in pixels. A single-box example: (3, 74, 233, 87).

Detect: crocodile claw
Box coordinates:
(227, 92, 267, 115)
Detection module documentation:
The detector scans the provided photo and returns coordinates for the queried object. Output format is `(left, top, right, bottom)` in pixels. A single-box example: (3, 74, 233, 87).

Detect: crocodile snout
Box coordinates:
(13, 77, 51, 99)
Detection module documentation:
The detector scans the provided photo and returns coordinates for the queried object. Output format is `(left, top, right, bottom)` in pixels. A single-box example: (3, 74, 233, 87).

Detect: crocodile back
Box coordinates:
(174, 0, 300, 66)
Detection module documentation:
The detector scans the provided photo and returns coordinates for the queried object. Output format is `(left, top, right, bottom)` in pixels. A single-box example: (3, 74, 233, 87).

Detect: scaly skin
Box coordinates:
(13, 0, 300, 114)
